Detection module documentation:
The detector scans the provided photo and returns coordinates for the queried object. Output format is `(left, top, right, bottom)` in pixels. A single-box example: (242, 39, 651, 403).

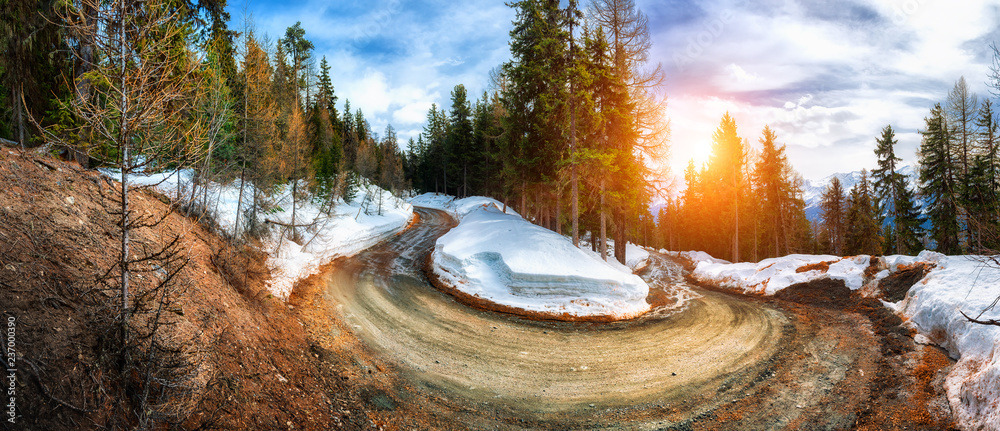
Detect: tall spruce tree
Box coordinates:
(872, 125, 923, 254)
(446, 84, 474, 197)
(845, 170, 883, 255)
(752, 126, 792, 258)
(819, 177, 847, 255)
(919, 103, 961, 254)
(967, 99, 1000, 251)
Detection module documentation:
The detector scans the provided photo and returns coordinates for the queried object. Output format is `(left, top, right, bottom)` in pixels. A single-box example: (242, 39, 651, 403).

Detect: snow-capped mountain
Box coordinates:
(802, 165, 919, 222)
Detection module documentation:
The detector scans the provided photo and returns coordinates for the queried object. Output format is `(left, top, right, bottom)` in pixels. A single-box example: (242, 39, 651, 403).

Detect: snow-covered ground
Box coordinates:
(419, 194, 651, 320)
(107, 169, 413, 299)
(690, 250, 1000, 431)
(263, 183, 412, 299)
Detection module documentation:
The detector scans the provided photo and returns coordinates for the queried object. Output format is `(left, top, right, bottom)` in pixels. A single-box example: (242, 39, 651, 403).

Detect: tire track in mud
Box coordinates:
(319, 209, 792, 424)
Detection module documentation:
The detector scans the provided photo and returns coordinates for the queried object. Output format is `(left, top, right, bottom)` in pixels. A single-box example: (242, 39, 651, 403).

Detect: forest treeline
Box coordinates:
(4, 0, 1000, 269)
(658, 70, 1000, 263)
(1, 0, 669, 266)
(407, 0, 669, 264)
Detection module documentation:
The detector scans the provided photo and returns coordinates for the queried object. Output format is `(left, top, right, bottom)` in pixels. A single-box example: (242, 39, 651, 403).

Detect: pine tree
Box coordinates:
(0, 0, 68, 147)
(919, 103, 961, 254)
(447, 84, 474, 197)
(871, 124, 922, 254)
(679, 159, 704, 252)
(749, 126, 811, 259)
(280, 22, 314, 109)
(752, 126, 788, 258)
(845, 170, 883, 255)
(947, 76, 979, 180)
(502, 0, 568, 216)
(819, 177, 847, 255)
(316, 56, 338, 120)
(968, 99, 1000, 252)
(704, 112, 746, 261)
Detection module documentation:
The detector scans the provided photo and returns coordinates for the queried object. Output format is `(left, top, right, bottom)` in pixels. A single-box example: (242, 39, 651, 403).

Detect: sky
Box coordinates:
(226, 0, 1000, 182)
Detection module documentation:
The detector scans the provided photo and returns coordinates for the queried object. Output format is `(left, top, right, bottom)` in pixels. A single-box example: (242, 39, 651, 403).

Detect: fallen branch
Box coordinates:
(960, 310, 1000, 327)
(23, 357, 94, 413)
(263, 218, 315, 228)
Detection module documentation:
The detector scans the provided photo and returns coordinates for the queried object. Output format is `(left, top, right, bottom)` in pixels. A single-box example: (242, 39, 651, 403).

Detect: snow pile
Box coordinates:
(104, 169, 413, 300)
(692, 254, 872, 295)
(624, 243, 650, 271)
(430, 204, 650, 320)
(674, 250, 732, 265)
(900, 254, 1000, 430)
(691, 249, 1000, 430)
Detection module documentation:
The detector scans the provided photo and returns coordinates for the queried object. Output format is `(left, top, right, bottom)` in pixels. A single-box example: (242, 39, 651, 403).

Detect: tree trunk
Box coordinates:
(120, 150, 130, 325)
(556, 186, 562, 235)
(733, 187, 740, 262)
(235, 159, 246, 237)
(520, 180, 527, 217)
(118, 6, 130, 336)
(599, 181, 607, 261)
(614, 211, 627, 265)
(14, 87, 25, 148)
(291, 179, 298, 240)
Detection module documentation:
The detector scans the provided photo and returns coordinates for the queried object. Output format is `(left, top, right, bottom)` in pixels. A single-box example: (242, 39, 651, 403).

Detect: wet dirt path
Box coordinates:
(317, 209, 790, 425)
(310, 208, 948, 429)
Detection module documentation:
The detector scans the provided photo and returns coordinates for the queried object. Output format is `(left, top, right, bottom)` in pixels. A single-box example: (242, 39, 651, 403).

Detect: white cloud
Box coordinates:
(654, 0, 1000, 180)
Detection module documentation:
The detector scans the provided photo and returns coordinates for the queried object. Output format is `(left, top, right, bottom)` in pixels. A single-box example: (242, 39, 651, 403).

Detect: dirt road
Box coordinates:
(311, 208, 953, 429)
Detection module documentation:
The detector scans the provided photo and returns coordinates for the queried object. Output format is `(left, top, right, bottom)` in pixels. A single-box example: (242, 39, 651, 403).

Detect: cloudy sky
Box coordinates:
(227, 0, 1000, 181)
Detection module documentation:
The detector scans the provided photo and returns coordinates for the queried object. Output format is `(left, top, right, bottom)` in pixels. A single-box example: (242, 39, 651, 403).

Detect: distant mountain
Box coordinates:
(802, 165, 919, 223)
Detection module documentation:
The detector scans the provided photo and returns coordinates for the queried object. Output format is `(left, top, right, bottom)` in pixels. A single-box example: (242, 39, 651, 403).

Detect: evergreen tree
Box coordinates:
(750, 126, 811, 259)
(819, 177, 847, 255)
(871, 124, 923, 254)
(280, 22, 314, 108)
(447, 84, 474, 197)
(968, 99, 1000, 251)
(919, 103, 961, 254)
(316, 56, 338, 120)
(752, 126, 791, 258)
(703, 112, 746, 261)
(845, 170, 883, 255)
(501, 0, 568, 214)
(947, 76, 979, 180)
(0, 0, 69, 146)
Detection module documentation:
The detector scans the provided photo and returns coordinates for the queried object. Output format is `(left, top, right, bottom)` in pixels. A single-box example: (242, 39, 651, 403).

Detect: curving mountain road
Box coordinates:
(314, 208, 904, 429)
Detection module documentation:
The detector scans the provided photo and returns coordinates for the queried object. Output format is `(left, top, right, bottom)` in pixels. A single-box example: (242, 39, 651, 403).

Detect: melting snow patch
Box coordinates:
(691, 249, 1000, 430)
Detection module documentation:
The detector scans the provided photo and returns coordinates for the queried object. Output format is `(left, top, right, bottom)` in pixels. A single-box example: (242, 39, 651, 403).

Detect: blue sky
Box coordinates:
(227, 0, 1000, 181)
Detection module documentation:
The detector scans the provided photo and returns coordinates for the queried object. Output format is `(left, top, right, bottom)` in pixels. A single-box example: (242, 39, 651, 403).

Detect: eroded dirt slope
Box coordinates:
(0, 148, 385, 429)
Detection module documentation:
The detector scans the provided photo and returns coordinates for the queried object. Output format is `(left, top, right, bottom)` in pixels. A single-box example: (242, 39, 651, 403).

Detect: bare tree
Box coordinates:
(41, 0, 210, 425)
(588, 0, 670, 264)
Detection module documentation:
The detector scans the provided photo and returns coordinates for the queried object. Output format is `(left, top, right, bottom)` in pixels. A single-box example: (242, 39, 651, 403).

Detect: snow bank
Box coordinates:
(691, 249, 1000, 430)
(430, 204, 650, 320)
(900, 254, 1000, 430)
(104, 169, 413, 300)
